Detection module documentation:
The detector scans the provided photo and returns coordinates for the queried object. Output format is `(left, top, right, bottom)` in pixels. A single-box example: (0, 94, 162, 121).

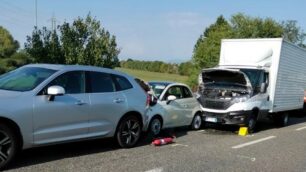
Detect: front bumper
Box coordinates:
(202, 110, 252, 125)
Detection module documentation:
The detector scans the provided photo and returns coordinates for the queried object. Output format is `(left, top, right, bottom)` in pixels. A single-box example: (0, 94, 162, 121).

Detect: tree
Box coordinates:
(193, 15, 233, 69)
(193, 13, 286, 71)
(25, 27, 64, 64)
(0, 26, 19, 59)
(25, 14, 120, 68)
(281, 20, 306, 48)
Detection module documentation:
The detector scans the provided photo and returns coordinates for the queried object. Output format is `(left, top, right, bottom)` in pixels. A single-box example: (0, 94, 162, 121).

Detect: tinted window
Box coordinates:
(182, 86, 193, 98)
(49, 71, 85, 94)
(0, 67, 56, 91)
(88, 72, 115, 93)
(113, 75, 133, 91)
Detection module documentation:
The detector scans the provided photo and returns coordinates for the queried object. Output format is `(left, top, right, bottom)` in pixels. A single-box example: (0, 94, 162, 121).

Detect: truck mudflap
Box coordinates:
(202, 110, 252, 125)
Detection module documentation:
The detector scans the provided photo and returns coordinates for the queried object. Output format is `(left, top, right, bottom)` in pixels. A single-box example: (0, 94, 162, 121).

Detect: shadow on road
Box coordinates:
(7, 127, 189, 170)
(201, 111, 306, 135)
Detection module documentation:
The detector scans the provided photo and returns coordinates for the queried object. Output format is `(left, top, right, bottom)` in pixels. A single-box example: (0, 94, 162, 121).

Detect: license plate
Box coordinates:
(205, 117, 217, 123)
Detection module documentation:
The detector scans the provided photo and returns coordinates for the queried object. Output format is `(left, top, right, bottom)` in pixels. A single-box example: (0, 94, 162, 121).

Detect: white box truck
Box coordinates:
(197, 38, 306, 132)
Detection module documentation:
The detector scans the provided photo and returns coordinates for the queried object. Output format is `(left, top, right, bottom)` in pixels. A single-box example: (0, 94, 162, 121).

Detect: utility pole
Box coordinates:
(35, 0, 37, 28)
(48, 13, 58, 31)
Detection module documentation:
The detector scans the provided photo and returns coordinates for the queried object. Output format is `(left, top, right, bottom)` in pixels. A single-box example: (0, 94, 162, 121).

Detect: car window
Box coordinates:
(164, 86, 183, 100)
(112, 74, 133, 91)
(0, 67, 56, 92)
(88, 72, 115, 93)
(49, 71, 85, 94)
(182, 86, 193, 98)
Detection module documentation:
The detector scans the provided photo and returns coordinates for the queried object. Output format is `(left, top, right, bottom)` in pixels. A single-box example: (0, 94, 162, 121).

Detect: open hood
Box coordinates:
(201, 69, 251, 88)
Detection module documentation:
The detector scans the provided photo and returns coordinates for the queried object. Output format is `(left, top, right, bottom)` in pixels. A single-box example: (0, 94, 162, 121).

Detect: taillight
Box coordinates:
(146, 94, 151, 106)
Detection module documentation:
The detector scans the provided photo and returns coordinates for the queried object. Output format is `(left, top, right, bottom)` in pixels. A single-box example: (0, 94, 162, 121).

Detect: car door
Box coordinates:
(87, 71, 128, 137)
(160, 86, 187, 127)
(33, 71, 90, 145)
(180, 86, 198, 125)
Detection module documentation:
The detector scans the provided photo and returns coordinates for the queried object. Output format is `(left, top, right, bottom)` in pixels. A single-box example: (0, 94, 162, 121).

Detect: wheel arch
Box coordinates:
(116, 111, 144, 132)
(150, 114, 164, 127)
(0, 117, 23, 149)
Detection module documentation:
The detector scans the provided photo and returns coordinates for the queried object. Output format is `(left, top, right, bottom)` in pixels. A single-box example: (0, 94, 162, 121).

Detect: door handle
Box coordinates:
(75, 100, 87, 106)
(113, 98, 124, 103)
(183, 104, 189, 108)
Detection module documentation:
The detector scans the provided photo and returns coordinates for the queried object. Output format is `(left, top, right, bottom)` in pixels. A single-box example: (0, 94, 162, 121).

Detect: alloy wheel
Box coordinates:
(120, 118, 141, 146)
(0, 131, 12, 165)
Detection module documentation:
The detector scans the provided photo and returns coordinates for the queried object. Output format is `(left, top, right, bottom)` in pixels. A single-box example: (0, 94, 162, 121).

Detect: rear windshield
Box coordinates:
(0, 67, 56, 91)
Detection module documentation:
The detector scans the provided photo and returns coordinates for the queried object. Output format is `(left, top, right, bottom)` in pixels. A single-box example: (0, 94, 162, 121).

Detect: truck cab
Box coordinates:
(197, 67, 270, 132)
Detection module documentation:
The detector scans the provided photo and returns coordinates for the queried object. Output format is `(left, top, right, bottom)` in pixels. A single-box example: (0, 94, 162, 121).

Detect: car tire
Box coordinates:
(116, 115, 142, 148)
(274, 112, 289, 127)
(191, 113, 202, 130)
(0, 123, 19, 170)
(149, 117, 162, 136)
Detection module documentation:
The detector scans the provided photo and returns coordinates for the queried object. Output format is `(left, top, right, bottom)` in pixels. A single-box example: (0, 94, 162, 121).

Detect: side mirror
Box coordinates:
(260, 83, 267, 93)
(166, 95, 177, 105)
(47, 86, 65, 101)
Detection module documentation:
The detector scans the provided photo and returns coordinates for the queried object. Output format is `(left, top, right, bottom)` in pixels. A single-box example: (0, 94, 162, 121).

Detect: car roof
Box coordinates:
(148, 81, 174, 86)
(23, 63, 129, 77)
(148, 81, 190, 89)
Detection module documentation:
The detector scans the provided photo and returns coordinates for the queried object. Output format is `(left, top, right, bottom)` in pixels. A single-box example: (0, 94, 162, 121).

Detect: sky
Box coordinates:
(1, 0, 306, 63)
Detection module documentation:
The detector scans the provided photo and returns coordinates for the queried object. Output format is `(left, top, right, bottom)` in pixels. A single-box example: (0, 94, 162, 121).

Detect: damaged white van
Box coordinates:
(197, 38, 306, 132)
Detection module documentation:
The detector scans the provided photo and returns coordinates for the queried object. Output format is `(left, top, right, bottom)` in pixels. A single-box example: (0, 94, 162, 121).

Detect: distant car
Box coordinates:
(0, 64, 149, 169)
(145, 81, 203, 135)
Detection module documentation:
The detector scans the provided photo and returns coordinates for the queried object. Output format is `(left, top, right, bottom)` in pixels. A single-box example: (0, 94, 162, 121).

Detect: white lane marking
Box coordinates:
(237, 155, 256, 162)
(171, 143, 188, 147)
(145, 167, 163, 172)
(296, 126, 306, 131)
(232, 136, 276, 149)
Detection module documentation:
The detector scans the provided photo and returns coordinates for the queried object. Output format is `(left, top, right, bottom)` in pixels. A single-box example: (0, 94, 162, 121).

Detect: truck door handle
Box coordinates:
(75, 100, 87, 106)
(114, 98, 124, 103)
(183, 105, 188, 108)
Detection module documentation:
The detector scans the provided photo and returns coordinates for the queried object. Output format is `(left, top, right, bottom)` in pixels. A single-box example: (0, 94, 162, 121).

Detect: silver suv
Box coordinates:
(0, 64, 148, 169)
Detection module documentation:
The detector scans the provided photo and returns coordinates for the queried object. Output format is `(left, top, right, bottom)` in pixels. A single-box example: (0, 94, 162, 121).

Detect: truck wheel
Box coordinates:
(0, 123, 19, 170)
(274, 112, 289, 127)
(247, 113, 257, 133)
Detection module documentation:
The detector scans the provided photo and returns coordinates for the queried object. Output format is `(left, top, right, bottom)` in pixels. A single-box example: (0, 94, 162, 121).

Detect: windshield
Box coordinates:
(240, 69, 264, 90)
(148, 82, 169, 98)
(0, 67, 57, 92)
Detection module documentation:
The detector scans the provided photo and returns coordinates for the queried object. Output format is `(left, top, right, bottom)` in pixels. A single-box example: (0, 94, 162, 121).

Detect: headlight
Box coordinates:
(198, 73, 203, 84)
(232, 96, 249, 103)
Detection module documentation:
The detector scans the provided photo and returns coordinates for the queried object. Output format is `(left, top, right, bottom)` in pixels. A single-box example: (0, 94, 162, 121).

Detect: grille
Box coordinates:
(202, 99, 232, 110)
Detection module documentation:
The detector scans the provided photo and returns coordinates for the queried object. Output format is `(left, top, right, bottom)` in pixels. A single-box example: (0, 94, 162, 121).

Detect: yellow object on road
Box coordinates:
(238, 127, 248, 136)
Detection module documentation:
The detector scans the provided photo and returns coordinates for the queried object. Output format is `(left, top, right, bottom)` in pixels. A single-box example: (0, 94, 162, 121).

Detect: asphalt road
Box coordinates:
(5, 113, 306, 172)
